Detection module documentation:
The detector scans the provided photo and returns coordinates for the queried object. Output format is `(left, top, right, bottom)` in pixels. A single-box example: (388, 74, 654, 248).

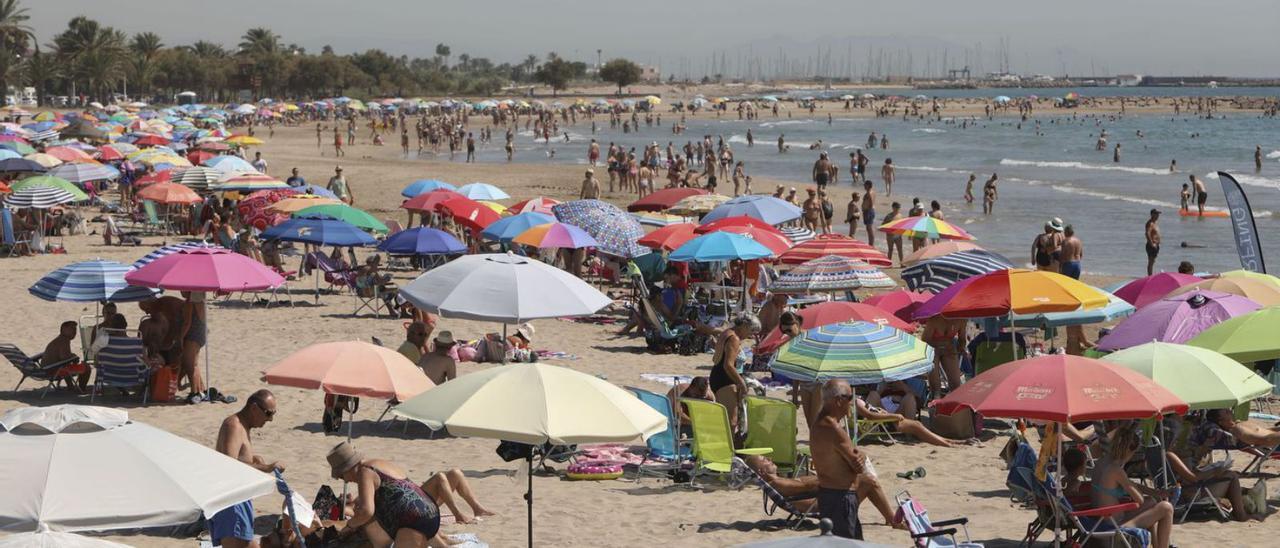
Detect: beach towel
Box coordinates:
(535, 350, 578, 361)
(579, 443, 649, 466)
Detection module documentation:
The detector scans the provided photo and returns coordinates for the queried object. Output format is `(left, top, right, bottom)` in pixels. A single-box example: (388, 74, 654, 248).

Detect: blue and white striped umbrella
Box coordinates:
(173, 166, 221, 190)
(901, 249, 1014, 294)
(29, 259, 160, 302)
(778, 226, 815, 244)
(132, 242, 223, 269)
(48, 162, 120, 184)
(4, 185, 77, 209)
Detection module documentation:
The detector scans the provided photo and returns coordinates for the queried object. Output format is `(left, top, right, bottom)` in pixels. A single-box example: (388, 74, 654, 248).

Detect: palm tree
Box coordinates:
(238, 27, 279, 56)
(76, 29, 126, 102)
(0, 0, 33, 96)
(456, 53, 470, 73)
(21, 49, 59, 106)
(187, 40, 227, 58)
(129, 32, 163, 97)
(52, 16, 123, 100)
(521, 54, 539, 80)
(435, 43, 450, 70)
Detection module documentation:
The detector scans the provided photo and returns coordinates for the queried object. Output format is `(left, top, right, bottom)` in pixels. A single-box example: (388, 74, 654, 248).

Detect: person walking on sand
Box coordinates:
(333, 126, 344, 157)
(802, 189, 822, 233)
(580, 169, 601, 199)
(316, 123, 323, 149)
(861, 181, 877, 246)
(982, 173, 999, 215)
(964, 173, 976, 204)
(211, 389, 281, 548)
(880, 159, 895, 196)
(327, 166, 352, 205)
(811, 379, 870, 540)
(1145, 209, 1162, 276)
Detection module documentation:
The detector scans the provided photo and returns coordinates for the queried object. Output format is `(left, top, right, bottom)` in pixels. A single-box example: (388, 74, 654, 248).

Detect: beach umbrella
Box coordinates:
(778, 226, 815, 245)
(994, 96, 1012, 103)
(1169, 276, 1280, 306)
(135, 182, 201, 205)
(769, 321, 934, 385)
(637, 222, 698, 251)
(261, 215, 377, 247)
(932, 355, 1187, 422)
(631, 211, 688, 227)
(224, 135, 264, 146)
(132, 134, 169, 147)
(1219, 269, 1280, 290)
(711, 225, 793, 255)
(131, 242, 222, 269)
(456, 182, 511, 200)
(669, 231, 773, 262)
(478, 201, 508, 214)
(912, 268, 1109, 320)
(438, 197, 501, 231)
(901, 241, 984, 267)
(0, 526, 133, 548)
(202, 155, 255, 174)
(29, 259, 159, 303)
(293, 204, 388, 233)
(268, 195, 342, 214)
(627, 187, 707, 212)
(552, 199, 650, 258)
(11, 176, 89, 201)
(295, 184, 337, 199)
(1096, 290, 1260, 351)
(397, 252, 612, 323)
(667, 193, 730, 216)
(24, 153, 61, 168)
(236, 189, 296, 230)
(779, 234, 891, 267)
(1187, 306, 1280, 363)
(3, 142, 37, 156)
(215, 172, 289, 193)
(771, 255, 896, 294)
(402, 189, 465, 212)
(4, 185, 76, 209)
(512, 222, 598, 249)
(991, 292, 1134, 330)
(132, 170, 172, 187)
(56, 119, 107, 141)
(1102, 343, 1273, 410)
(695, 215, 783, 235)
(702, 195, 802, 225)
(172, 166, 221, 190)
(43, 146, 96, 164)
(377, 227, 466, 256)
(95, 145, 126, 162)
(0, 405, 274, 533)
(0, 158, 47, 174)
(1112, 272, 1202, 309)
(900, 249, 1015, 294)
(393, 363, 665, 548)
(508, 197, 559, 215)
(757, 301, 916, 354)
(401, 179, 455, 197)
(862, 289, 932, 323)
(878, 215, 975, 241)
(480, 212, 555, 243)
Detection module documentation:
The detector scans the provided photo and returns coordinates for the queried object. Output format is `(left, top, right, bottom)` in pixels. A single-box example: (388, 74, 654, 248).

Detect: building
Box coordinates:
(640, 65, 661, 82)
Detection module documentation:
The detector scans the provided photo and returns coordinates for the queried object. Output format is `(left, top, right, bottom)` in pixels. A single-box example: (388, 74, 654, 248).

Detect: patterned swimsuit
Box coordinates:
(368, 467, 440, 539)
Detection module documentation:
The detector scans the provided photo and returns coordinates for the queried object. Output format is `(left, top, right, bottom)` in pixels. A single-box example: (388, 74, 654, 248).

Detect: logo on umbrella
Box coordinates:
(1082, 386, 1120, 401)
(297, 227, 312, 236)
(1015, 386, 1052, 400)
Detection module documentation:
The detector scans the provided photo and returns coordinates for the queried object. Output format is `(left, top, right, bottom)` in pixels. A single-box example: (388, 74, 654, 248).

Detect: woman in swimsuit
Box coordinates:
(1090, 425, 1175, 548)
(329, 442, 444, 548)
(178, 291, 208, 403)
(709, 314, 761, 435)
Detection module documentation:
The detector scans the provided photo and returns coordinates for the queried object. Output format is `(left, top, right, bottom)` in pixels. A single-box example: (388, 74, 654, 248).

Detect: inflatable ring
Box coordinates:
(566, 460, 624, 481)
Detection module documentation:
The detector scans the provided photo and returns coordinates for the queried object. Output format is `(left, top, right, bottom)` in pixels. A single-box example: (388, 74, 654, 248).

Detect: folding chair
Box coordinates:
(682, 398, 771, 489)
(0, 343, 79, 396)
(896, 489, 983, 547)
(849, 405, 898, 445)
(1143, 435, 1231, 522)
(626, 387, 690, 479)
(92, 333, 151, 404)
(1, 208, 32, 257)
(1023, 468, 1150, 548)
(744, 396, 807, 476)
(739, 464, 818, 530)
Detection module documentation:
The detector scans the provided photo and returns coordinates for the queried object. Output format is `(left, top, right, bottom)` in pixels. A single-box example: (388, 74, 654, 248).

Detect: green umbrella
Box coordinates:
(292, 204, 387, 233)
(770, 321, 934, 384)
(1187, 305, 1280, 363)
(11, 175, 89, 201)
(2, 142, 37, 155)
(1101, 342, 1273, 410)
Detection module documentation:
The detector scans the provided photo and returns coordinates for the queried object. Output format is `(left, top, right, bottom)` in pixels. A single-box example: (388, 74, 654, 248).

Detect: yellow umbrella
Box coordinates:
(1169, 276, 1280, 306)
(24, 153, 63, 168)
(225, 135, 264, 146)
(645, 95, 662, 105)
(269, 196, 342, 213)
(478, 201, 507, 214)
(668, 194, 730, 215)
(1219, 270, 1280, 291)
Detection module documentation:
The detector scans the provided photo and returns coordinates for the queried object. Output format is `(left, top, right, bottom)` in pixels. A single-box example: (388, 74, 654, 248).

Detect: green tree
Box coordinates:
(188, 40, 227, 58)
(20, 49, 58, 106)
(534, 53, 578, 96)
(0, 0, 32, 98)
(52, 16, 127, 101)
(128, 31, 163, 97)
(599, 58, 641, 94)
(435, 43, 450, 69)
(238, 27, 279, 56)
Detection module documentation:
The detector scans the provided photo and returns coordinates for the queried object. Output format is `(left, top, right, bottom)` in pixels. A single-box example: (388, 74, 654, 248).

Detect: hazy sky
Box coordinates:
(28, 0, 1280, 77)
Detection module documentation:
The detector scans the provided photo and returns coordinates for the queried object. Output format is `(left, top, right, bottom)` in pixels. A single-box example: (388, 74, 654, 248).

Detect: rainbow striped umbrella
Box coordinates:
(512, 222, 599, 249)
(770, 255, 895, 293)
(769, 321, 934, 384)
(878, 215, 975, 241)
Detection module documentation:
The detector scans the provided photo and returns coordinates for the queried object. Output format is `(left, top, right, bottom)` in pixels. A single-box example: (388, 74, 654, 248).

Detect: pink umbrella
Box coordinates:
(512, 221, 599, 249)
(1112, 272, 1201, 309)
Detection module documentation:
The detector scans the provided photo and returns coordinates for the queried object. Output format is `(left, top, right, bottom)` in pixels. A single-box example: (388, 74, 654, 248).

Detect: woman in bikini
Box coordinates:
(1090, 425, 1176, 548)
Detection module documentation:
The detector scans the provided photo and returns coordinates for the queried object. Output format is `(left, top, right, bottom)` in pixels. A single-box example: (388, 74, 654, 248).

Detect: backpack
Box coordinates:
(322, 394, 359, 433)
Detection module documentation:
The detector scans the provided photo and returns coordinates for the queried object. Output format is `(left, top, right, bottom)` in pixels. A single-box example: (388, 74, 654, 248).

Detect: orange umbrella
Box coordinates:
(261, 341, 434, 402)
(44, 146, 98, 164)
(902, 241, 984, 266)
(135, 182, 201, 204)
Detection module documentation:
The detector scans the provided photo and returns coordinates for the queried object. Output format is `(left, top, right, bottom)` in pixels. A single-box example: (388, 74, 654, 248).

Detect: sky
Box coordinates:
(27, 0, 1280, 77)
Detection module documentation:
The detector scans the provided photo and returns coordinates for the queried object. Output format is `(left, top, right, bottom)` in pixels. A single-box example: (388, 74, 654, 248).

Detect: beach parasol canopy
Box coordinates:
(1168, 276, 1280, 306)
(437, 197, 500, 231)
(4, 185, 76, 209)
(512, 222, 598, 249)
(901, 241, 984, 267)
(757, 301, 915, 354)
(29, 259, 159, 303)
(172, 166, 221, 190)
(695, 215, 785, 236)
(261, 215, 377, 247)
(769, 321, 934, 384)
(669, 231, 774, 262)
(377, 227, 466, 256)
(627, 187, 707, 212)
(125, 247, 283, 292)
(552, 199, 650, 258)
(47, 163, 119, 184)
(0, 525, 134, 548)
(0, 405, 274, 533)
(990, 292, 1134, 330)
(878, 215, 975, 241)
(912, 268, 1108, 320)
(637, 222, 698, 251)
(402, 189, 465, 213)
(667, 193, 730, 216)
(1102, 343, 1273, 410)
(779, 234, 891, 267)
(202, 155, 256, 174)
(43, 146, 96, 164)
(1218, 269, 1280, 290)
(11, 176, 89, 201)
(268, 195, 342, 214)
(215, 172, 289, 193)
(401, 179, 455, 197)
(711, 225, 793, 255)
(900, 250, 1015, 294)
(455, 182, 511, 201)
(862, 289, 932, 323)
(932, 355, 1188, 423)
(480, 212, 555, 243)
(701, 195, 802, 225)
(130, 242, 221, 270)
(262, 341, 433, 402)
(292, 204, 388, 233)
(0, 158, 47, 174)
(1096, 290, 1260, 351)
(508, 196, 559, 215)
(1187, 305, 1280, 363)
(398, 253, 611, 323)
(770, 255, 895, 294)
(1112, 272, 1202, 309)
(135, 182, 201, 205)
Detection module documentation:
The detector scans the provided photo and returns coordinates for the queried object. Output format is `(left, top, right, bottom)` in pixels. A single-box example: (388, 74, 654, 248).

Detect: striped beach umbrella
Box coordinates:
(770, 321, 934, 384)
(630, 211, 687, 227)
(215, 172, 289, 192)
(0, 158, 48, 174)
(4, 185, 76, 208)
(770, 255, 895, 294)
(777, 226, 815, 245)
(29, 259, 160, 303)
(778, 234, 891, 267)
(901, 249, 1014, 293)
(513, 222, 598, 249)
(173, 166, 222, 190)
(12, 175, 89, 201)
(878, 215, 975, 241)
(132, 242, 222, 269)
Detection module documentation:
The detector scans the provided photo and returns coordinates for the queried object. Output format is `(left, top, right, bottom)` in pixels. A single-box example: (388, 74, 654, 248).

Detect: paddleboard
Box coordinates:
(1179, 209, 1230, 218)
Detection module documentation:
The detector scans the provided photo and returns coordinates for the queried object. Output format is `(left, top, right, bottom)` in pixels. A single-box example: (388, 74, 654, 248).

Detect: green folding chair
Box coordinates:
(683, 398, 771, 489)
(744, 396, 807, 476)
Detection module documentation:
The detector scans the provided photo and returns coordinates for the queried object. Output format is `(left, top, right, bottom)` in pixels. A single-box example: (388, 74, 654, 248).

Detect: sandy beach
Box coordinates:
(2, 112, 1276, 548)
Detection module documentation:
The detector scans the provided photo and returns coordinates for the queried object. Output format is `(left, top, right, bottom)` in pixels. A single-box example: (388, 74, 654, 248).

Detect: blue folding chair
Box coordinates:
(92, 334, 150, 404)
(627, 386, 691, 478)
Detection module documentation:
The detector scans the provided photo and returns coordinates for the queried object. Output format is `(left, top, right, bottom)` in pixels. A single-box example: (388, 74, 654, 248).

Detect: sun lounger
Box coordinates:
(1, 208, 33, 257)
(896, 490, 983, 547)
(0, 343, 78, 396)
(739, 462, 818, 530)
(682, 398, 771, 489)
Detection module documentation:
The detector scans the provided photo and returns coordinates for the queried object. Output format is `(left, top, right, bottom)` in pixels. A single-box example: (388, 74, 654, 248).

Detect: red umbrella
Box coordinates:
(439, 197, 500, 231)
(509, 196, 560, 215)
(187, 150, 216, 166)
(862, 289, 932, 323)
(628, 188, 707, 212)
(97, 145, 126, 162)
(932, 355, 1187, 422)
(134, 170, 173, 187)
(136, 182, 202, 205)
(756, 301, 916, 353)
(1113, 272, 1201, 309)
(637, 223, 698, 251)
(237, 189, 297, 230)
(695, 215, 783, 236)
(403, 189, 465, 213)
(199, 142, 231, 152)
(779, 234, 891, 267)
(133, 134, 169, 147)
(713, 225, 792, 255)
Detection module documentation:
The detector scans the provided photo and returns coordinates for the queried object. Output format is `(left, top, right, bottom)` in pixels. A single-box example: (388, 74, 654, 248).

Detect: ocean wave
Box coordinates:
(727, 134, 748, 144)
(758, 120, 815, 128)
(1267, 150, 1280, 159)
(911, 128, 947, 134)
(898, 165, 951, 172)
(999, 159, 1169, 176)
(1010, 176, 1272, 218)
(1204, 172, 1280, 191)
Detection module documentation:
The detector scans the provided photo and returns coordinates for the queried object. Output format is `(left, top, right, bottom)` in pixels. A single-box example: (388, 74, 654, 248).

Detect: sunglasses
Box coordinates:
(254, 400, 276, 418)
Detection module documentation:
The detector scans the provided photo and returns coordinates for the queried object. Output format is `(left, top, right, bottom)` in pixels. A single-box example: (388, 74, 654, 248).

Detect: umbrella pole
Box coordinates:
(525, 454, 534, 548)
(1054, 427, 1062, 548)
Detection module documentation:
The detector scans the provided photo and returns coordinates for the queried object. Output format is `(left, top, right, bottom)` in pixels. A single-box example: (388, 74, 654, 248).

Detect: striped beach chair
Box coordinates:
(92, 334, 150, 404)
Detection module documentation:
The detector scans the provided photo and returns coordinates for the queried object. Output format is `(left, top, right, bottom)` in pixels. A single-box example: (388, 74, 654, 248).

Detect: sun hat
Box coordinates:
(1048, 217, 1065, 232)
(327, 441, 363, 478)
(434, 330, 456, 346)
(516, 323, 536, 341)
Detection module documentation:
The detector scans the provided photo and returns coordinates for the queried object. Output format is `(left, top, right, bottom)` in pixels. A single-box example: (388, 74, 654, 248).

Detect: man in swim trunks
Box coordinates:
(213, 390, 282, 548)
(813, 152, 832, 191)
(1191, 174, 1208, 216)
(811, 379, 869, 539)
(1058, 225, 1083, 279)
(1145, 209, 1161, 276)
(861, 181, 876, 246)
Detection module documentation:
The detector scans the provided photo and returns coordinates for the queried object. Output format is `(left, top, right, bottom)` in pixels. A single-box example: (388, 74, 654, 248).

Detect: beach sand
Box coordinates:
(0, 120, 1273, 547)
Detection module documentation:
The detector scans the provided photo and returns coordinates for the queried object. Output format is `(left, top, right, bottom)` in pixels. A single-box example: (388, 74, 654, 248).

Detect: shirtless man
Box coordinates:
(982, 173, 999, 215)
(812, 152, 832, 191)
(861, 181, 877, 246)
(1058, 225, 1083, 280)
(588, 139, 600, 166)
(1209, 408, 1280, 448)
(880, 159, 896, 196)
(801, 189, 822, 233)
(964, 174, 976, 204)
(777, 134, 786, 153)
(579, 169, 601, 199)
(846, 192, 861, 238)
(42, 321, 89, 391)
(1191, 174, 1208, 216)
(212, 389, 281, 548)
(744, 455, 901, 529)
(1145, 209, 1162, 276)
(811, 380, 871, 539)
(419, 331, 458, 385)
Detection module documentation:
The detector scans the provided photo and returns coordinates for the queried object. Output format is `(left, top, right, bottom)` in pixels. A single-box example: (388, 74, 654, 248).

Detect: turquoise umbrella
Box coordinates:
(669, 231, 773, 262)
(769, 321, 934, 384)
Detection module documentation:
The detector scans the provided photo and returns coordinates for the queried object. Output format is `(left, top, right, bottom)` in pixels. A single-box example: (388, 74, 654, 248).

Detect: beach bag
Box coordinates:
(479, 334, 509, 363)
(1243, 478, 1267, 515)
(931, 408, 977, 439)
(322, 395, 360, 433)
(149, 365, 179, 403)
(312, 485, 345, 521)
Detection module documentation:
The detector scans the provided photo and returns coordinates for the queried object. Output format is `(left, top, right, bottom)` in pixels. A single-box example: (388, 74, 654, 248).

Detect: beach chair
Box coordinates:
(895, 490, 983, 548)
(739, 463, 819, 530)
(633, 279, 696, 354)
(681, 398, 772, 489)
(140, 200, 167, 234)
(0, 343, 78, 396)
(743, 396, 806, 476)
(1020, 467, 1150, 548)
(1, 208, 32, 257)
(92, 334, 150, 404)
(352, 273, 388, 318)
(1142, 438, 1230, 522)
(626, 387, 689, 478)
(305, 251, 357, 294)
(849, 405, 898, 445)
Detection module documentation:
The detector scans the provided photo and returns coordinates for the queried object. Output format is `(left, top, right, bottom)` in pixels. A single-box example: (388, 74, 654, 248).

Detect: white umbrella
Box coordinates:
(0, 525, 133, 548)
(394, 363, 664, 547)
(0, 405, 274, 533)
(397, 253, 611, 323)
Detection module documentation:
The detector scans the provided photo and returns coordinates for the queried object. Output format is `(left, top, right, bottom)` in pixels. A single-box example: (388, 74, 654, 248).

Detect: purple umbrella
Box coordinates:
(1096, 290, 1261, 351)
(910, 274, 980, 320)
(512, 222, 599, 249)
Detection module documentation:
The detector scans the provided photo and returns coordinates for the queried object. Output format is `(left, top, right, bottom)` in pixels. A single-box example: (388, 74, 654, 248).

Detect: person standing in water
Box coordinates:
(964, 173, 976, 204)
(1113, 143, 1122, 163)
(1256, 145, 1264, 172)
(982, 174, 999, 215)
(1145, 209, 1162, 276)
(881, 159, 896, 196)
(1191, 174, 1208, 216)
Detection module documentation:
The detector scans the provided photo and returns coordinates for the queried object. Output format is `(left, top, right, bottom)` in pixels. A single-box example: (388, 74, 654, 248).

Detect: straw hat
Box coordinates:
(434, 330, 456, 346)
(327, 441, 363, 478)
(1048, 217, 1065, 232)
(516, 323, 536, 341)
